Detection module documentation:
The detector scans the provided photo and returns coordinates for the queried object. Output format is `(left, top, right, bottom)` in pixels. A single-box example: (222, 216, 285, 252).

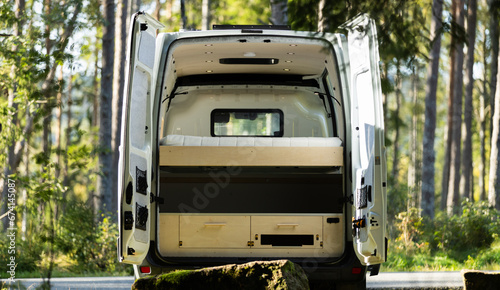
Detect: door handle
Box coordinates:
(277, 223, 299, 227)
(204, 222, 226, 226)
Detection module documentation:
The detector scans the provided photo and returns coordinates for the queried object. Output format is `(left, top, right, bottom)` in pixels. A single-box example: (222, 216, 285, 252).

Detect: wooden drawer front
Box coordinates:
(179, 215, 250, 248)
(251, 216, 323, 248)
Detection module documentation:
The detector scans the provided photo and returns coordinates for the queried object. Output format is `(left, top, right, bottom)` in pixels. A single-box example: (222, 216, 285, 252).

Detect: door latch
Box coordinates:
(352, 217, 366, 229)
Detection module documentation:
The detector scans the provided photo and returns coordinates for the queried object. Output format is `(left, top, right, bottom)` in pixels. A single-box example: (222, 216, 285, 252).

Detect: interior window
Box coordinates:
(211, 109, 283, 137)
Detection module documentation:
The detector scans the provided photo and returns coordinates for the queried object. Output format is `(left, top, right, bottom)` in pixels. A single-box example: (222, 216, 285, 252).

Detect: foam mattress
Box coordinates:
(160, 135, 343, 147)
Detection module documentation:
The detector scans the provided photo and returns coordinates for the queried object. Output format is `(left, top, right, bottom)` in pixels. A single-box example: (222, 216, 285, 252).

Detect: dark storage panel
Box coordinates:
(159, 170, 343, 214)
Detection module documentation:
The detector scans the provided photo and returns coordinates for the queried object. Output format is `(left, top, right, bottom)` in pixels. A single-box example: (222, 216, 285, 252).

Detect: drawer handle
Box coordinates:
(204, 222, 226, 226)
(277, 223, 299, 227)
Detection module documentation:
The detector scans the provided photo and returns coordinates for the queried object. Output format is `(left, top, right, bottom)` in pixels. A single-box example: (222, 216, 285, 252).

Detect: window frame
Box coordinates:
(210, 108, 284, 137)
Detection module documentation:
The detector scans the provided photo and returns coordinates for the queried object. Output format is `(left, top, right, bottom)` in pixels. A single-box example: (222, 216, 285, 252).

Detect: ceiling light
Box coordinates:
(243, 52, 256, 57)
(287, 52, 295, 55)
(205, 52, 213, 54)
(285, 60, 293, 63)
(283, 68, 290, 71)
(289, 44, 297, 47)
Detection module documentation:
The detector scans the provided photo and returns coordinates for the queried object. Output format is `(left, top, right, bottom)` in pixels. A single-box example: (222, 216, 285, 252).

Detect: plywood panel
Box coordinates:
(159, 146, 343, 167)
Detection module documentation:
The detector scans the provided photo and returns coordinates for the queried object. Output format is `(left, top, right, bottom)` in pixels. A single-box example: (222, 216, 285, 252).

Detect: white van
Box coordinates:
(117, 12, 387, 289)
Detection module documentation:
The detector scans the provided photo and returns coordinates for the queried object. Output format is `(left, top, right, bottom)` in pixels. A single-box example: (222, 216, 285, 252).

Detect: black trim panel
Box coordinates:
(176, 74, 320, 87)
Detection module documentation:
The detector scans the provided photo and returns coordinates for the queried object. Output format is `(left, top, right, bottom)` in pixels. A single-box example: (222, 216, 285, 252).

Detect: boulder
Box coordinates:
(132, 259, 309, 290)
(462, 270, 500, 290)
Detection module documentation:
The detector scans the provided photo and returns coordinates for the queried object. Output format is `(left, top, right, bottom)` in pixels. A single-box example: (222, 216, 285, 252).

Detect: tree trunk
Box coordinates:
(130, 0, 142, 15)
(165, 0, 172, 19)
(21, 102, 30, 240)
(421, 0, 443, 219)
(409, 65, 421, 209)
(63, 74, 72, 201)
(441, 0, 460, 212)
(447, 0, 465, 216)
(479, 30, 488, 201)
(392, 63, 402, 182)
(111, 0, 129, 215)
(55, 66, 63, 179)
(318, 0, 327, 32)
(180, 0, 187, 29)
(460, 0, 477, 201)
(154, 0, 161, 20)
(42, 0, 53, 164)
(96, 0, 115, 215)
(488, 0, 499, 137)
(202, 0, 210, 30)
(271, 0, 288, 25)
(93, 44, 99, 128)
(488, 38, 500, 210)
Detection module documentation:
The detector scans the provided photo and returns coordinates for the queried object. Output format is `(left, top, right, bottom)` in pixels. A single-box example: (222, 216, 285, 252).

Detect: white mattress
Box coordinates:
(160, 135, 342, 147)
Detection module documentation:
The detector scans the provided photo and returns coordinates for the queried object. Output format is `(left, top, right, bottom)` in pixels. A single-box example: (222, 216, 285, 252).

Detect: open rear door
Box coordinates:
(118, 12, 164, 264)
(344, 14, 387, 265)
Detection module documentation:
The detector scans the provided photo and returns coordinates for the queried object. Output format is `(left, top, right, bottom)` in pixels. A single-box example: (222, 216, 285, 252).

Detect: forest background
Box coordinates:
(1, 0, 500, 281)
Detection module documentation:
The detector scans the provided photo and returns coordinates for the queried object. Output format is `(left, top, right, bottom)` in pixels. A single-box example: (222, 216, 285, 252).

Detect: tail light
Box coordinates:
(140, 266, 151, 274)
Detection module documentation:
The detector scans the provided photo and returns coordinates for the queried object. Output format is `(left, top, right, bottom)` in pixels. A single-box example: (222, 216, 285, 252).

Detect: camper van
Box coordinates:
(117, 12, 387, 289)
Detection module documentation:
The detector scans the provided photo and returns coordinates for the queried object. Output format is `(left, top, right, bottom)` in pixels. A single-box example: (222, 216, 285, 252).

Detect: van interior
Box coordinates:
(155, 35, 348, 260)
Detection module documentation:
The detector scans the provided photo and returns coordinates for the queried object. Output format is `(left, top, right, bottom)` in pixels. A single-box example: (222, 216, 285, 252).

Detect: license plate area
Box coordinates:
(260, 234, 314, 247)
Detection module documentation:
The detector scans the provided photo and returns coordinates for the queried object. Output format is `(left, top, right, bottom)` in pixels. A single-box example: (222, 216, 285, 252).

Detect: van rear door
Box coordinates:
(118, 12, 163, 264)
(344, 14, 387, 265)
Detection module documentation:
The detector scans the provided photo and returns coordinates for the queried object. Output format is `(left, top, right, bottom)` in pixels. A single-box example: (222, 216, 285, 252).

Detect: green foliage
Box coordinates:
(0, 234, 42, 275)
(432, 200, 499, 254)
(464, 240, 500, 270)
(57, 203, 131, 274)
(288, 0, 427, 60)
(386, 175, 408, 235)
(385, 201, 500, 271)
(157, 0, 271, 31)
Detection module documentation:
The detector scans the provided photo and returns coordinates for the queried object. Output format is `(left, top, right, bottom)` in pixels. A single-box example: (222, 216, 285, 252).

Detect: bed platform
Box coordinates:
(159, 135, 344, 167)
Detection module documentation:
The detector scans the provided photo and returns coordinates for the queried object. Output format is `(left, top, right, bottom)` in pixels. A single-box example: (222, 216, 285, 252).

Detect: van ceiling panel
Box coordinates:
(171, 38, 330, 77)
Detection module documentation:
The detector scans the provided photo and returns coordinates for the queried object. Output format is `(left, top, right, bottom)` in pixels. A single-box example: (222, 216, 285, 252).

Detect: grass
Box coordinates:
(1, 259, 134, 280)
(10, 268, 134, 279)
(382, 238, 500, 272)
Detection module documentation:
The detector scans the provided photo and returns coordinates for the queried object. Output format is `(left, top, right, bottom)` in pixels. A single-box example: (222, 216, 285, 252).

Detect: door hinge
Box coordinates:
(248, 241, 255, 247)
(150, 193, 164, 204)
(342, 194, 354, 205)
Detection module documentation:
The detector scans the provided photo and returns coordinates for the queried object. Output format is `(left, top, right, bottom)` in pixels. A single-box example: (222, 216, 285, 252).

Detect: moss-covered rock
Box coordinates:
(462, 270, 500, 290)
(132, 260, 309, 290)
